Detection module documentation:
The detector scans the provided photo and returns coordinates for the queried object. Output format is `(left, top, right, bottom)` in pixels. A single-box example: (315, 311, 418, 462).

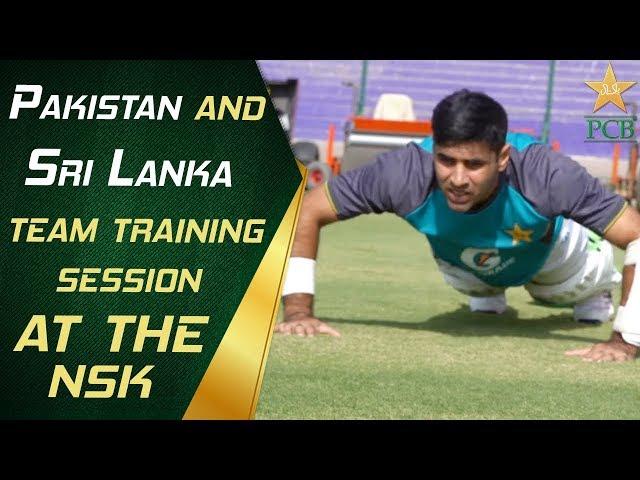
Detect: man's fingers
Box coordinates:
(274, 322, 289, 334)
(565, 347, 592, 356)
(274, 320, 340, 338)
(612, 352, 629, 362)
(315, 323, 341, 337)
(583, 350, 603, 362)
(583, 350, 609, 362)
(566, 339, 638, 362)
(615, 353, 633, 362)
(605, 347, 628, 362)
(597, 353, 615, 363)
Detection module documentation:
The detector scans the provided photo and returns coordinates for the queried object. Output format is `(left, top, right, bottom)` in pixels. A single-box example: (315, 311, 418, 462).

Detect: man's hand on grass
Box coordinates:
(274, 313, 341, 337)
(565, 332, 638, 362)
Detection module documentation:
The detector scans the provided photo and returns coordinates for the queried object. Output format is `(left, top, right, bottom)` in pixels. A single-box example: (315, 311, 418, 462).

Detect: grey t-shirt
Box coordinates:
(327, 142, 626, 236)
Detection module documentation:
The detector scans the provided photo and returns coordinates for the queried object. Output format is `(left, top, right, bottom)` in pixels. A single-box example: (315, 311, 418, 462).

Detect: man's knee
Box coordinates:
(525, 238, 621, 306)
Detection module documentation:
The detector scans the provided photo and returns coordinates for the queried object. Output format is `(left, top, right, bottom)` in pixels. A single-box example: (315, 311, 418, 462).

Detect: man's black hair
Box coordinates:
(432, 89, 508, 153)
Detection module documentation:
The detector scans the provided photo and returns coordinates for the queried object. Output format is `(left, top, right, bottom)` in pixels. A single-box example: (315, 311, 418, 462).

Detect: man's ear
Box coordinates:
(497, 143, 511, 172)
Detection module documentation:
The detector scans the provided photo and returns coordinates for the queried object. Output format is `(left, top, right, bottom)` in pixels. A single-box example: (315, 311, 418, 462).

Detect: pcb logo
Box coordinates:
(584, 62, 637, 142)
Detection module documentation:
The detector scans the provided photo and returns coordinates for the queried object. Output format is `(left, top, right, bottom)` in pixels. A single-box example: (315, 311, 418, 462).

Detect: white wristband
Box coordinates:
(613, 305, 626, 332)
(624, 238, 640, 265)
(282, 257, 316, 296)
(614, 306, 640, 346)
(617, 238, 640, 347)
(621, 332, 640, 348)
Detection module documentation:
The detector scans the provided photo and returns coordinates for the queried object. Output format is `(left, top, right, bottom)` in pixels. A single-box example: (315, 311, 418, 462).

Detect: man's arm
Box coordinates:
(566, 205, 640, 361)
(515, 145, 639, 361)
(275, 143, 433, 337)
(275, 184, 342, 337)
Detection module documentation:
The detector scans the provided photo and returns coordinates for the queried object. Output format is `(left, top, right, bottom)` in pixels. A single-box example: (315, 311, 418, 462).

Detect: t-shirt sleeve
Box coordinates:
(515, 144, 627, 235)
(325, 142, 434, 219)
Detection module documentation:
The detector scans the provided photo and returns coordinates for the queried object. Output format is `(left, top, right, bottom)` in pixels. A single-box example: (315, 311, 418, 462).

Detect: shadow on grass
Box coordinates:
(323, 304, 607, 343)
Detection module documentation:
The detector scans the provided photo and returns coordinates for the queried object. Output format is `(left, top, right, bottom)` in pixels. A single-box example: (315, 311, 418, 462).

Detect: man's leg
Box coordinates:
(525, 228, 621, 323)
(572, 232, 618, 322)
(572, 291, 614, 323)
(435, 258, 508, 313)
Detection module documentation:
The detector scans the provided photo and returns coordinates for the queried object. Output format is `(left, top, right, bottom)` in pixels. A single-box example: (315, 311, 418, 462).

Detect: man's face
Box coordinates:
(434, 141, 510, 212)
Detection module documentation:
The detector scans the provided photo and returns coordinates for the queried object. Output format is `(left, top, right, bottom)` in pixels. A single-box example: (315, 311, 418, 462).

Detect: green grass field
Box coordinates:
(256, 213, 640, 419)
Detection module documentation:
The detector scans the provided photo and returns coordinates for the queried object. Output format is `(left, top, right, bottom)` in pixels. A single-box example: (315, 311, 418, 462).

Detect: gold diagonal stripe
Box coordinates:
(248, 160, 307, 418)
(183, 160, 307, 419)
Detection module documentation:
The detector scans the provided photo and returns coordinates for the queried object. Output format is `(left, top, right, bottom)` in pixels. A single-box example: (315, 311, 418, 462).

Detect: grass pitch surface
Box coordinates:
(257, 214, 640, 419)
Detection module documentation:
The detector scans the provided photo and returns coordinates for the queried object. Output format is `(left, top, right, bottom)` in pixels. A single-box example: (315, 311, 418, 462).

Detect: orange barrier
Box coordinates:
(326, 123, 334, 168)
(351, 116, 432, 136)
(326, 123, 341, 175)
(327, 123, 340, 175)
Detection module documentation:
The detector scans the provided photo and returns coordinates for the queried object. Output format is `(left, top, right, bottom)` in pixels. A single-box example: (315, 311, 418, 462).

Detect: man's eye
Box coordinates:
(466, 161, 484, 169)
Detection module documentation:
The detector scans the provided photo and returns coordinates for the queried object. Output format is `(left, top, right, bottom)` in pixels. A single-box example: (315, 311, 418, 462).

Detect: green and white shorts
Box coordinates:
(436, 219, 622, 305)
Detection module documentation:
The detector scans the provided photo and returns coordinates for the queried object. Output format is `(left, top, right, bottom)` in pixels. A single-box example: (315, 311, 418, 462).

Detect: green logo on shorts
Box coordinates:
(587, 230, 603, 252)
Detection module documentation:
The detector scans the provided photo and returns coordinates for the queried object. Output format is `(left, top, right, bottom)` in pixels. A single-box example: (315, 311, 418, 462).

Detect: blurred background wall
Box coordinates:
(259, 60, 640, 163)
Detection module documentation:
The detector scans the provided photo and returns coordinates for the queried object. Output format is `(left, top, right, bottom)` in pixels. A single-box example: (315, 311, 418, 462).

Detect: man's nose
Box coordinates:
(450, 164, 468, 187)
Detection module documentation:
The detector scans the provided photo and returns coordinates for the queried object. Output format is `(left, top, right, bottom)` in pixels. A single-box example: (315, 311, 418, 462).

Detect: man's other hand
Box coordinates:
(565, 332, 638, 362)
(274, 316, 341, 337)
